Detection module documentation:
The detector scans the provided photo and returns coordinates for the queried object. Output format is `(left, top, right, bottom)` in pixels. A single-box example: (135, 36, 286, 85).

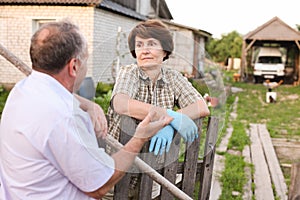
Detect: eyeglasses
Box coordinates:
(135, 39, 163, 51)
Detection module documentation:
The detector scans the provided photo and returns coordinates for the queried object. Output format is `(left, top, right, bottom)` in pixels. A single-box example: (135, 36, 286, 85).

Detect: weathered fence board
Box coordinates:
(198, 117, 219, 200)
(160, 133, 181, 199)
(288, 163, 300, 200)
(114, 115, 218, 200)
(181, 119, 202, 197)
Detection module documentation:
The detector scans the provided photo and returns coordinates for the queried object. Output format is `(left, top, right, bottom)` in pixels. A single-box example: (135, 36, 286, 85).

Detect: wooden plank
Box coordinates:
(114, 116, 137, 199)
(160, 133, 181, 199)
(249, 124, 274, 200)
(288, 163, 300, 200)
(272, 138, 300, 162)
(139, 173, 153, 199)
(114, 173, 132, 199)
(181, 119, 202, 197)
(198, 117, 219, 200)
(138, 143, 155, 200)
(258, 124, 288, 200)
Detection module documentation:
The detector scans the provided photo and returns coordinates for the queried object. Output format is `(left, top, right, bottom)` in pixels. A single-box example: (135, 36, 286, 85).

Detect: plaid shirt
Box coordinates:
(107, 64, 203, 140)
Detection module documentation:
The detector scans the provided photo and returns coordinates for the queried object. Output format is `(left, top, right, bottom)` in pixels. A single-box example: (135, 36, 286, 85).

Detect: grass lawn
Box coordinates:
(219, 70, 300, 199)
(222, 70, 300, 139)
(232, 81, 300, 138)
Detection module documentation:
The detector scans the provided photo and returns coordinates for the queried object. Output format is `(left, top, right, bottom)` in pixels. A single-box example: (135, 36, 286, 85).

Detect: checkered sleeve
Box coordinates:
(107, 65, 139, 141)
(172, 70, 203, 108)
(112, 64, 139, 98)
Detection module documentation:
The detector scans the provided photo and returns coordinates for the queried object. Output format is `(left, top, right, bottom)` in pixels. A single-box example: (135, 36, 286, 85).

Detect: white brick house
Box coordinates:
(0, 0, 211, 88)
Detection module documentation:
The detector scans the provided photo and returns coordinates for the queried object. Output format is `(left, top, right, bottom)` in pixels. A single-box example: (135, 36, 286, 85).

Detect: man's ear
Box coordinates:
(68, 58, 78, 77)
(163, 51, 167, 60)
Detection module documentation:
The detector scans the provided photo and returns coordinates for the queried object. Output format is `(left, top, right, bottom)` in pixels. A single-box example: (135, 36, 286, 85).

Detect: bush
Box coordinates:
(0, 86, 10, 118)
(95, 82, 114, 97)
(189, 78, 209, 95)
(93, 82, 114, 114)
(94, 90, 112, 114)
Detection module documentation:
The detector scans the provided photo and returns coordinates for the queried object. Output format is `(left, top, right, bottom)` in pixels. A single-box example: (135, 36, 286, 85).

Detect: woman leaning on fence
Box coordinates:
(105, 19, 210, 199)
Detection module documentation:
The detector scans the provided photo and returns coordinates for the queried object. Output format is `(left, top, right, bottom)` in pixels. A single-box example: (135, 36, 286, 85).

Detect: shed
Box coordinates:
(240, 16, 300, 84)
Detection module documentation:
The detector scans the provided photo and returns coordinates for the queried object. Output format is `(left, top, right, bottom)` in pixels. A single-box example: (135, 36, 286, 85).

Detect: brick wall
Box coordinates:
(0, 5, 95, 86)
(92, 9, 138, 84)
(0, 5, 141, 87)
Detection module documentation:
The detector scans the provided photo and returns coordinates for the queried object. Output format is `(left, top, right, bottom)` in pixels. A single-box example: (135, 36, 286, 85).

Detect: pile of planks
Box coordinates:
(248, 123, 288, 200)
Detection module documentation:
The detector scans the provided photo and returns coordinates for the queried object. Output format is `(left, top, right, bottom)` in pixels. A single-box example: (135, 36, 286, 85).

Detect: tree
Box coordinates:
(206, 31, 243, 66)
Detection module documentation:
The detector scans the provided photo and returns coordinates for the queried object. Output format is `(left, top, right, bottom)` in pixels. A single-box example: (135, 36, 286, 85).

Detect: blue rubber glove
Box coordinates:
(167, 109, 198, 143)
(149, 125, 174, 155)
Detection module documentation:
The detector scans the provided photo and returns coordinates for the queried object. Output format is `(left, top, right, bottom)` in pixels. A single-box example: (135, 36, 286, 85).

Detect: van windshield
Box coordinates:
(258, 56, 282, 64)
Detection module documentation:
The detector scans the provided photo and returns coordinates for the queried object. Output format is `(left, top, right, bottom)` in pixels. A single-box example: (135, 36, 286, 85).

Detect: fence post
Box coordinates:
(288, 162, 300, 200)
(199, 117, 219, 200)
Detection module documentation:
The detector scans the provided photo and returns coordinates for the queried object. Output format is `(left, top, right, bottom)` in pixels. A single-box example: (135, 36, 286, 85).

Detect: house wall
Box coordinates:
(92, 9, 138, 84)
(0, 5, 95, 86)
(0, 5, 143, 86)
(0, 5, 208, 86)
(198, 37, 206, 73)
(164, 25, 195, 74)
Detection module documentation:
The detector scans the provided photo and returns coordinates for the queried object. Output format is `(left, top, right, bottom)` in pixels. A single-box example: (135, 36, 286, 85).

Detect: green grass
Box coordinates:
(219, 95, 250, 199)
(219, 70, 300, 199)
(234, 82, 300, 138)
(219, 154, 247, 200)
(227, 120, 250, 152)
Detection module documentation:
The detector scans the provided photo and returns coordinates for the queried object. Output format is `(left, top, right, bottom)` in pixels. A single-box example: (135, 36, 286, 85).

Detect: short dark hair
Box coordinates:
(128, 19, 174, 61)
(30, 19, 87, 74)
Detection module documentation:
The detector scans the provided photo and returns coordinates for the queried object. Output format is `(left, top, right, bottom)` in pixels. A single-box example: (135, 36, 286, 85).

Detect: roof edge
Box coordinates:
(244, 16, 300, 40)
(161, 19, 212, 38)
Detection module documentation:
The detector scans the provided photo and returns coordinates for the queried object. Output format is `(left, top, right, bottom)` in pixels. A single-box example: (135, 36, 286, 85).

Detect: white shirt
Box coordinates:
(0, 70, 114, 200)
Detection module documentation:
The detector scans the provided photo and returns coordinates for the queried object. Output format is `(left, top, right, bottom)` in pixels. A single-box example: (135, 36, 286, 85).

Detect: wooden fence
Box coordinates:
(100, 115, 219, 200)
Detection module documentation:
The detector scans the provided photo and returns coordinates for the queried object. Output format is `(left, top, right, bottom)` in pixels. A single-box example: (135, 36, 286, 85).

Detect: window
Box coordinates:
(32, 19, 57, 34)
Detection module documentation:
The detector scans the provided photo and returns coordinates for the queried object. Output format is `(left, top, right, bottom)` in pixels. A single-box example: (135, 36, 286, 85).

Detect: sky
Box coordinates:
(165, 0, 300, 38)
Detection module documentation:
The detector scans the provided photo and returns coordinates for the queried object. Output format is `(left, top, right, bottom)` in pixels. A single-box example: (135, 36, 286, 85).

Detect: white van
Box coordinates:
(253, 47, 285, 83)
